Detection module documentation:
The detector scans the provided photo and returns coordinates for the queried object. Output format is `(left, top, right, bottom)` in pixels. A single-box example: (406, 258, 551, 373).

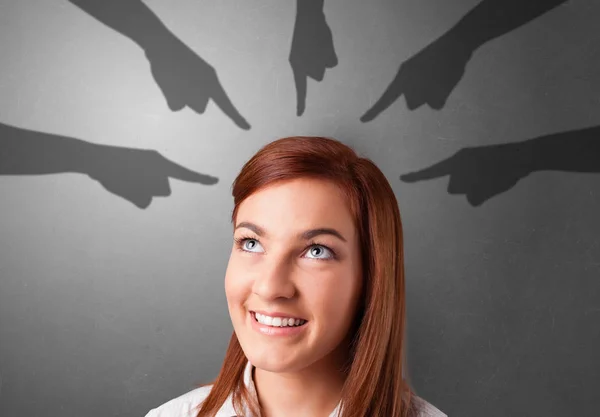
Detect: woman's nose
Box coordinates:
(252, 256, 296, 300)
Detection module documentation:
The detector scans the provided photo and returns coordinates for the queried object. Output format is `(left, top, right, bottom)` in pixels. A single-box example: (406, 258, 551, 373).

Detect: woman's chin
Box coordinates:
(250, 352, 291, 369)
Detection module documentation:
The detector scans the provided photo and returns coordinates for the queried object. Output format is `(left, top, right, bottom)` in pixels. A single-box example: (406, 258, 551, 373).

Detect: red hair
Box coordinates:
(195, 136, 419, 417)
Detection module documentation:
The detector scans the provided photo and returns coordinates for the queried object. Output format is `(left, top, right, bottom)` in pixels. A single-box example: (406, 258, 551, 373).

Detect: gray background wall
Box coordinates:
(1, 0, 599, 416)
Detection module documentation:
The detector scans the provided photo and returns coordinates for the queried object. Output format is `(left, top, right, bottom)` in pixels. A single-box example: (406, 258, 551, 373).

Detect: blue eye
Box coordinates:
(305, 244, 334, 260)
(234, 237, 336, 261)
(235, 237, 263, 253)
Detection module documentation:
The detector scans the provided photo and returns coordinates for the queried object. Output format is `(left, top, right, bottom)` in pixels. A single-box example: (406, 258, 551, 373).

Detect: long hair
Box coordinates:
(195, 136, 420, 417)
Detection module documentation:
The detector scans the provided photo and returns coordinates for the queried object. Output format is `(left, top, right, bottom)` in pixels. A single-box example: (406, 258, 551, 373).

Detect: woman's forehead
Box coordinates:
(246, 178, 346, 206)
(236, 179, 356, 238)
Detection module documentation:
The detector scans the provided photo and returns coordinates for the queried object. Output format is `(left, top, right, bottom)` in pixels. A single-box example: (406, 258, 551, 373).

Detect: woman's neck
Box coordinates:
(252, 350, 348, 417)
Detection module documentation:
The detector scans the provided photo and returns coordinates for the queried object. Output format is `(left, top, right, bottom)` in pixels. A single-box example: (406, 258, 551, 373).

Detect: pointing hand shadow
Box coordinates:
(86, 144, 218, 209)
(0, 122, 218, 209)
(401, 142, 531, 206)
(360, 0, 568, 121)
(400, 126, 600, 206)
(68, 0, 250, 130)
(144, 34, 251, 130)
(361, 33, 473, 121)
(289, 0, 338, 116)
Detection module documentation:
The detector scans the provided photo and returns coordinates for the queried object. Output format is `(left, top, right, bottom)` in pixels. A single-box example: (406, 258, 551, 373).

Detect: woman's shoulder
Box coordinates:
(143, 384, 223, 417)
(413, 395, 448, 417)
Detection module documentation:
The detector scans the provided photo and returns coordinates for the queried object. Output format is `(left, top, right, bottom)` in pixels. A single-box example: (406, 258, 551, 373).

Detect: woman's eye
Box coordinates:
(238, 238, 334, 260)
(241, 238, 263, 252)
(305, 245, 333, 260)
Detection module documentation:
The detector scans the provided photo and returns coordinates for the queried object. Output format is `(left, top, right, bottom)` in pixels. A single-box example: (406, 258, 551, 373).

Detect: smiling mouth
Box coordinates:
(251, 311, 308, 328)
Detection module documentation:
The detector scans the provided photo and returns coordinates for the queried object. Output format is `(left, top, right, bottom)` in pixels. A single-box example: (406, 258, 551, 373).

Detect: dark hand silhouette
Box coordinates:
(400, 126, 600, 206)
(361, 34, 473, 120)
(360, 0, 568, 121)
(289, 0, 338, 116)
(144, 34, 251, 129)
(0, 122, 218, 209)
(401, 143, 532, 206)
(86, 144, 218, 209)
(68, 0, 250, 129)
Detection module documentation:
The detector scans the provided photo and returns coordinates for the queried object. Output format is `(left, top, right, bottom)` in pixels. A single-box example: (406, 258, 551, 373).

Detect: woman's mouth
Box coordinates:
(251, 311, 308, 328)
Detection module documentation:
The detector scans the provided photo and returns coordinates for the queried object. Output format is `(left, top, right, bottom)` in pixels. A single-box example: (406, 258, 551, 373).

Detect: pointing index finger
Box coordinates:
(400, 157, 454, 183)
(360, 68, 406, 122)
(160, 155, 219, 185)
(210, 79, 251, 130)
(291, 63, 307, 116)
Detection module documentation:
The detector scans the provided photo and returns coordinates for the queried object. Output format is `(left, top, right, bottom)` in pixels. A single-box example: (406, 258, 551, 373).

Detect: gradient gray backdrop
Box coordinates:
(1, 0, 599, 416)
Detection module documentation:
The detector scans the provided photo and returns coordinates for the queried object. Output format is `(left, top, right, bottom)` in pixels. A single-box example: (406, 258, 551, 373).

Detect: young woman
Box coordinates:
(145, 136, 447, 417)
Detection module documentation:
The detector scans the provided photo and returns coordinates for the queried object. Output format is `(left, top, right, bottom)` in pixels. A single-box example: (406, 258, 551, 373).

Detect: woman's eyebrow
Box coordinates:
(302, 228, 347, 242)
(235, 222, 347, 242)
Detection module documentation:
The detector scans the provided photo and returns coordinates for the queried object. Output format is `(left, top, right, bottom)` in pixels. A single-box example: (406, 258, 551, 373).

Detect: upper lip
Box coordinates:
(251, 310, 307, 321)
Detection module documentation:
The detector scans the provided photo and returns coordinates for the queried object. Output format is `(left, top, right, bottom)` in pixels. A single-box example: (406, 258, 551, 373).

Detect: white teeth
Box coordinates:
(254, 312, 306, 327)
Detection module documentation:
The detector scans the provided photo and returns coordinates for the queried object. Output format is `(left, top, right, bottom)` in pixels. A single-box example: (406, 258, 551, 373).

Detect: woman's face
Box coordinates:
(225, 178, 363, 373)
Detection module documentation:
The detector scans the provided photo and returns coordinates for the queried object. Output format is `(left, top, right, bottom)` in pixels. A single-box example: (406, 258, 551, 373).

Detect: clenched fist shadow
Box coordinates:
(0, 122, 218, 209)
(289, 0, 338, 116)
(400, 126, 600, 206)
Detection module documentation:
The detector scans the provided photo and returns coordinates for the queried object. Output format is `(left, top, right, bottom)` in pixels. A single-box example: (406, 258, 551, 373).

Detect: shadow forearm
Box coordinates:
(0, 123, 97, 176)
(528, 126, 600, 173)
(448, 0, 568, 51)
(68, 0, 173, 51)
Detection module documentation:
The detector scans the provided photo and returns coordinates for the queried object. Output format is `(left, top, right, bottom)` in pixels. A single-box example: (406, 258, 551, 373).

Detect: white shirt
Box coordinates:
(144, 360, 447, 417)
